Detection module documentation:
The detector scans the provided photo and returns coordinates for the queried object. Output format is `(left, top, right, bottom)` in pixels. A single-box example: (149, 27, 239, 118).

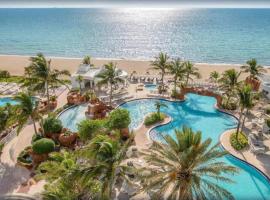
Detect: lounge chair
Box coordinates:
(248, 134, 266, 154)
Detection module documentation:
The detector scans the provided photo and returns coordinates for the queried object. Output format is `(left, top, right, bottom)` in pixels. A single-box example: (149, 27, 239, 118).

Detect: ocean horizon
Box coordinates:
(1, 8, 270, 65)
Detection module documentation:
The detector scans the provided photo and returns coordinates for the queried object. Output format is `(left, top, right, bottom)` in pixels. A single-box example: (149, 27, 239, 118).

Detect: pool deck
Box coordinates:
(220, 129, 270, 179)
(0, 89, 68, 196)
(134, 116, 172, 149)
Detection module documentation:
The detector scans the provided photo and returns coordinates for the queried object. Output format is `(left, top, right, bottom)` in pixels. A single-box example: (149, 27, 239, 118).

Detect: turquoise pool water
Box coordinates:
(144, 84, 157, 91)
(58, 93, 270, 199)
(0, 97, 19, 107)
(120, 94, 270, 200)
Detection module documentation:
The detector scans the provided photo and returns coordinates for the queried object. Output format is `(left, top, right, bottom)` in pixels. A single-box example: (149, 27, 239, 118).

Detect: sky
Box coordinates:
(1, 0, 270, 8)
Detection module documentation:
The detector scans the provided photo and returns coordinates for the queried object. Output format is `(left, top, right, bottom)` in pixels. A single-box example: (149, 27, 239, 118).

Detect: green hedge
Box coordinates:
(43, 116, 63, 134)
(107, 108, 131, 129)
(31, 134, 43, 144)
(77, 119, 104, 141)
(32, 138, 55, 154)
(230, 132, 248, 150)
(144, 113, 165, 126)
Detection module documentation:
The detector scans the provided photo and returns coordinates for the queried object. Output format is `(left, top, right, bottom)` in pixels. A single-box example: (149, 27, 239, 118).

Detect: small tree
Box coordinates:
(209, 71, 220, 83)
(236, 84, 253, 141)
(155, 101, 168, 118)
(76, 75, 84, 94)
(77, 119, 104, 141)
(241, 58, 266, 80)
(183, 61, 201, 86)
(82, 56, 94, 67)
(107, 108, 131, 130)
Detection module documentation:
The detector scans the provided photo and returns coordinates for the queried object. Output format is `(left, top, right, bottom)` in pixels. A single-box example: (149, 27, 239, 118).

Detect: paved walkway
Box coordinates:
(0, 89, 68, 195)
(220, 129, 270, 178)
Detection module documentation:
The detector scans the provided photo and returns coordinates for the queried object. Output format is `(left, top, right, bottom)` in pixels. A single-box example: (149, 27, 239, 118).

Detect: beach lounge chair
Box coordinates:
(248, 134, 266, 154)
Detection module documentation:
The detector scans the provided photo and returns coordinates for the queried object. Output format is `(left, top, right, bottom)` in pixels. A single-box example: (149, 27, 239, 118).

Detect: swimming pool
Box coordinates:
(120, 94, 270, 200)
(58, 93, 270, 199)
(0, 97, 19, 107)
(144, 84, 157, 91)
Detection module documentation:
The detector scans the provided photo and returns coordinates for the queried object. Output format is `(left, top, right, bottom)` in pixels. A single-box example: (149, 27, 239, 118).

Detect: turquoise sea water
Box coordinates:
(59, 94, 270, 199)
(1, 8, 270, 64)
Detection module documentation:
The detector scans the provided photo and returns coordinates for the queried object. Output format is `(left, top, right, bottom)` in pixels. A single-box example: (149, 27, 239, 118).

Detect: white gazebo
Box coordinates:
(71, 64, 128, 89)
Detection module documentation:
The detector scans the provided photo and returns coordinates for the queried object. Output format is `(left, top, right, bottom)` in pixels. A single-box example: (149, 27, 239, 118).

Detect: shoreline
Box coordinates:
(2, 53, 270, 67)
(1, 54, 270, 79)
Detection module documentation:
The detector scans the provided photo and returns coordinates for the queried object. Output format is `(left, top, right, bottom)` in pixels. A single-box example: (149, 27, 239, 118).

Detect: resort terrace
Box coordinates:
(0, 54, 270, 199)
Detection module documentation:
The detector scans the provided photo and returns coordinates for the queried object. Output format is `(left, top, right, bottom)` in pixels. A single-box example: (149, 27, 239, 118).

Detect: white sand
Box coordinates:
(1, 55, 270, 79)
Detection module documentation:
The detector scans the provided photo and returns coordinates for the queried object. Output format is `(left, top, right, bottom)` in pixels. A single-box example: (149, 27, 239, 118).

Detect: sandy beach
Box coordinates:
(1, 55, 270, 79)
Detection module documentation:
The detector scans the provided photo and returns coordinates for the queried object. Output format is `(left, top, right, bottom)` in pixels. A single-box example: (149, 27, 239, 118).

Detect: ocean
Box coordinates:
(0, 8, 270, 64)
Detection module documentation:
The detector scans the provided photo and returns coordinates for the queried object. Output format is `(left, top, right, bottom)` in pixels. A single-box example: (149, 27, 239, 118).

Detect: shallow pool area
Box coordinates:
(58, 93, 270, 199)
(0, 97, 19, 107)
(144, 84, 157, 91)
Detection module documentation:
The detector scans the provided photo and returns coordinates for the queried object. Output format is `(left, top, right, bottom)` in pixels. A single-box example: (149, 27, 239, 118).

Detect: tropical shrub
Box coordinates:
(32, 138, 55, 154)
(43, 116, 63, 134)
(221, 98, 237, 110)
(17, 146, 32, 165)
(230, 132, 248, 150)
(144, 113, 165, 126)
(0, 70, 10, 79)
(171, 89, 180, 98)
(31, 134, 43, 144)
(77, 119, 105, 141)
(35, 150, 77, 182)
(107, 108, 131, 129)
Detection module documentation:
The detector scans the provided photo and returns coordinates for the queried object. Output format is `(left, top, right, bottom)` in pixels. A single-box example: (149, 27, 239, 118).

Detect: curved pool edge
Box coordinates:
(220, 129, 270, 182)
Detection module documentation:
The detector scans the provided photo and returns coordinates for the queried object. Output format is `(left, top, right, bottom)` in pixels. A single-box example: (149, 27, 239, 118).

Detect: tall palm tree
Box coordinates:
(209, 70, 220, 83)
(97, 62, 124, 106)
(138, 126, 238, 200)
(13, 93, 40, 135)
(155, 101, 168, 118)
(236, 85, 253, 140)
(22, 53, 70, 106)
(76, 75, 84, 94)
(150, 52, 170, 91)
(183, 61, 201, 86)
(35, 150, 77, 182)
(73, 135, 133, 200)
(241, 59, 266, 79)
(169, 58, 185, 90)
(220, 69, 241, 107)
(82, 55, 94, 67)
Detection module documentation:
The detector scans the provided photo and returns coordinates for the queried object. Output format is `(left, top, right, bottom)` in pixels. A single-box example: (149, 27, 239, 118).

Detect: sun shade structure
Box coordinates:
(71, 64, 128, 89)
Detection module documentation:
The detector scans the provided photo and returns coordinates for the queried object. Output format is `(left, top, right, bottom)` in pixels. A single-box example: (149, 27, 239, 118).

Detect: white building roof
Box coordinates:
(72, 64, 128, 81)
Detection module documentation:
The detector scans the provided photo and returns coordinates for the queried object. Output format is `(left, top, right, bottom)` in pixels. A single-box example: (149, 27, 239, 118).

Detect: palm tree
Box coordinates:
(73, 135, 133, 200)
(241, 59, 266, 79)
(150, 52, 170, 91)
(220, 69, 241, 107)
(169, 58, 185, 91)
(236, 85, 253, 140)
(13, 93, 40, 135)
(155, 101, 168, 118)
(22, 53, 70, 106)
(209, 71, 220, 83)
(97, 62, 124, 106)
(76, 75, 84, 94)
(42, 177, 100, 200)
(35, 150, 77, 182)
(138, 126, 238, 200)
(82, 55, 94, 67)
(183, 61, 201, 86)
